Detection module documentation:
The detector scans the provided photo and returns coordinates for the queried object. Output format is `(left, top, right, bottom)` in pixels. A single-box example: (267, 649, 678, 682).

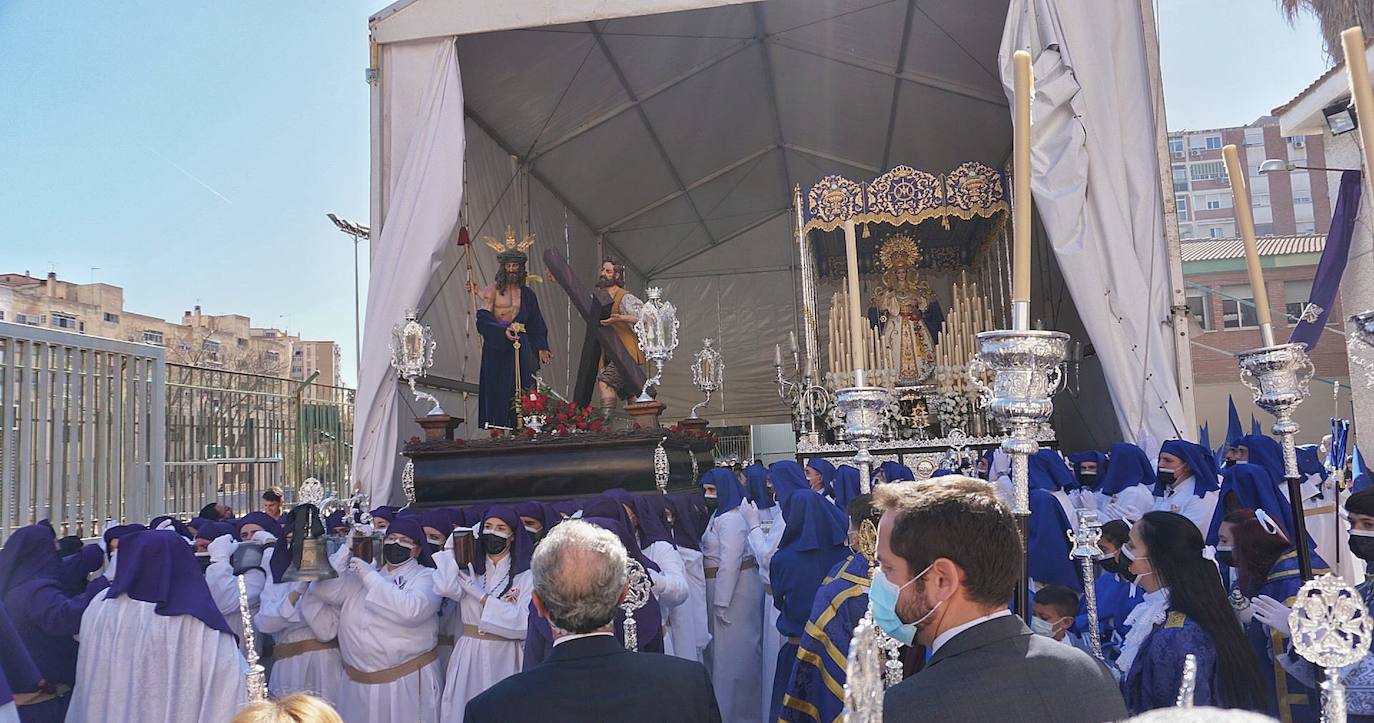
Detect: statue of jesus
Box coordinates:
(866, 234, 943, 384)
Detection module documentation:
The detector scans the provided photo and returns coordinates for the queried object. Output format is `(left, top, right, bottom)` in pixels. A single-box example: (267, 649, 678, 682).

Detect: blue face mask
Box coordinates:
(869, 563, 940, 645)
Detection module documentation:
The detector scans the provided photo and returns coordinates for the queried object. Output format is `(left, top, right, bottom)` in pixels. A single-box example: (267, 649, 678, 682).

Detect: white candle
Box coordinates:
(789, 330, 798, 354)
(1222, 144, 1274, 346)
(1011, 49, 1034, 324)
(843, 220, 867, 386)
(775, 343, 783, 368)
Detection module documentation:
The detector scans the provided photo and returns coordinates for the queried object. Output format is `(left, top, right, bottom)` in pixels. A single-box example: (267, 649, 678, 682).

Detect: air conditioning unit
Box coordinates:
(1190, 148, 1203, 157)
(1292, 137, 1305, 149)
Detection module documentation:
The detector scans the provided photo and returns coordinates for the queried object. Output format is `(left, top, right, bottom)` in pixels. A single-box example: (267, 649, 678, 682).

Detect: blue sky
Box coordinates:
(0, 1, 1334, 387)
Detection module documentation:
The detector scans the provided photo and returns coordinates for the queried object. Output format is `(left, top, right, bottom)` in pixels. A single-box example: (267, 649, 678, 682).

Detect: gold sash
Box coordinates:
(273, 638, 339, 660)
(343, 648, 439, 685)
(704, 559, 758, 579)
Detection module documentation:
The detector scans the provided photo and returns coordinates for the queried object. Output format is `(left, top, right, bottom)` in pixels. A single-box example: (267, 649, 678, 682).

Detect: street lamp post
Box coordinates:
(327, 213, 370, 382)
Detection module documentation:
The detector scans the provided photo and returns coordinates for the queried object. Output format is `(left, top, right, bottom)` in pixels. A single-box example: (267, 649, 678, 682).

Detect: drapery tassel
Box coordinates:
(862, 222, 871, 238)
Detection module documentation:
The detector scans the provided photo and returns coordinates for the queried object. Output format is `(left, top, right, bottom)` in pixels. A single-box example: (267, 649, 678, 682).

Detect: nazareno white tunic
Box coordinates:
(703, 507, 764, 723)
(433, 552, 531, 721)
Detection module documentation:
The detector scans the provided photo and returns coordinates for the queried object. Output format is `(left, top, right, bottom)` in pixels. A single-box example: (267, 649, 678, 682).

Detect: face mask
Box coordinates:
(195, 552, 212, 574)
(1121, 543, 1153, 584)
(482, 532, 510, 556)
(704, 495, 718, 511)
(1031, 616, 1071, 638)
(524, 525, 541, 537)
(382, 542, 413, 565)
(1097, 554, 1121, 575)
(1215, 545, 1235, 569)
(1349, 529, 1374, 561)
(1156, 469, 1176, 487)
(1223, 459, 1237, 468)
(1079, 471, 1097, 487)
(426, 536, 446, 549)
(869, 564, 940, 645)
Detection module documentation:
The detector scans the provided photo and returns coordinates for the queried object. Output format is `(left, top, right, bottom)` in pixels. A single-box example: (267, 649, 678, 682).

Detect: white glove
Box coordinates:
(739, 500, 760, 530)
(1102, 502, 1125, 523)
(1234, 600, 1255, 625)
(329, 540, 352, 573)
(456, 570, 486, 600)
(207, 534, 238, 563)
(156, 518, 176, 531)
(250, 530, 277, 545)
(348, 556, 374, 579)
(1253, 595, 1293, 637)
(352, 523, 374, 537)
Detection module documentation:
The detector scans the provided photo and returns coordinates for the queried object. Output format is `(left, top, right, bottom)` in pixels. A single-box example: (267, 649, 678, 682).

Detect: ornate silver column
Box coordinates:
(834, 387, 893, 493)
(1237, 341, 1316, 578)
(1069, 508, 1103, 660)
(969, 328, 1069, 621)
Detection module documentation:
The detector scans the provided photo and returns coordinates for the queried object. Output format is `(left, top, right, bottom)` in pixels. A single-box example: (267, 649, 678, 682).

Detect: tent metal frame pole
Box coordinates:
(752, 5, 792, 187)
(649, 208, 791, 277)
(597, 146, 777, 233)
(879, 1, 919, 170)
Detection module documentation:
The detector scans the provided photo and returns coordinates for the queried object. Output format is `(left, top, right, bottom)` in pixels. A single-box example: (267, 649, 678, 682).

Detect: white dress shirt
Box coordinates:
(930, 609, 1016, 655)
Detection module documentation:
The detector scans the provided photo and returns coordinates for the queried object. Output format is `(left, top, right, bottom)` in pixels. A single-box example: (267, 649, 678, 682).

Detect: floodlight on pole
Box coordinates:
(1257, 159, 1358, 175)
(327, 213, 370, 384)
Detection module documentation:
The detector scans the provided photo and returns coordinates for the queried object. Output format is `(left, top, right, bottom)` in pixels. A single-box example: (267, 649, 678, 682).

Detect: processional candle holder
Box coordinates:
(968, 329, 1069, 622)
(834, 385, 893, 494)
(1237, 341, 1317, 578)
(283, 478, 338, 582)
(390, 309, 443, 416)
(688, 338, 724, 422)
(843, 615, 884, 723)
(1289, 573, 1374, 723)
(775, 349, 832, 446)
(1175, 654, 1198, 707)
(1068, 507, 1104, 660)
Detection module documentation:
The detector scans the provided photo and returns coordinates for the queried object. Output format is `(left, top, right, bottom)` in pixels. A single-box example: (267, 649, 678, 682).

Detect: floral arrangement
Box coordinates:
(508, 386, 607, 438)
(668, 423, 718, 446)
(931, 392, 966, 431)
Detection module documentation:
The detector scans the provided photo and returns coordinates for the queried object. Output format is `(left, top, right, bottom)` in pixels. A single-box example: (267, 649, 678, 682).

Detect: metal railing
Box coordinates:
(164, 364, 355, 520)
(0, 322, 166, 542)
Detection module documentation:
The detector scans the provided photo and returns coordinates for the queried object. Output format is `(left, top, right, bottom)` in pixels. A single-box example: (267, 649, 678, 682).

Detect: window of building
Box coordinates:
(1186, 289, 1214, 330)
(143, 330, 164, 346)
(176, 342, 191, 354)
(1252, 193, 1270, 207)
(202, 339, 222, 361)
(1285, 279, 1314, 323)
(1210, 227, 1226, 238)
(51, 313, 77, 330)
(0, 311, 5, 321)
(266, 351, 280, 363)
(1169, 138, 1184, 156)
(1221, 284, 1259, 329)
(1206, 197, 1221, 209)
(15, 313, 41, 326)
(1204, 135, 1223, 150)
(103, 312, 119, 323)
(1295, 195, 1312, 205)
(1172, 167, 1188, 192)
(237, 338, 249, 349)
(1176, 197, 1189, 220)
(1298, 222, 1316, 234)
(1244, 127, 1265, 146)
(1191, 161, 1226, 180)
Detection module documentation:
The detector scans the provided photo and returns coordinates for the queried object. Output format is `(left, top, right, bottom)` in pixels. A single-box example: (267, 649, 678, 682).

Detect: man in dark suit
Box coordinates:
(465, 519, 720, 723)
(871, 477, 1127, 723)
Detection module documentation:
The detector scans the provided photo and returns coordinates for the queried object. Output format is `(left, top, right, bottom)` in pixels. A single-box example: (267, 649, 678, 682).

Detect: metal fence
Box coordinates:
(164, 364, 355, 520)
(0, 322, 166, 542)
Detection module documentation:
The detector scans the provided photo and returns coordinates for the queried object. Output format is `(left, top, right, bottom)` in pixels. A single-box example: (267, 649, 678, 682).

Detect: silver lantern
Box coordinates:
(389, 309, 443, 415)
(633, 287, 681, 403)
(968, 329, 1070, 515)
(689, 338, 724, 420)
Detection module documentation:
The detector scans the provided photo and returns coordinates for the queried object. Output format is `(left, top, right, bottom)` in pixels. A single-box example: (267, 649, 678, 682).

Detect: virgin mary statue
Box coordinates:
(867, 235, 943, 384)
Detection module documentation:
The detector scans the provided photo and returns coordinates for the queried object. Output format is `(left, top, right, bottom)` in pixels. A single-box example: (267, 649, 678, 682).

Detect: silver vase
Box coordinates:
(834, 386, 893, 493)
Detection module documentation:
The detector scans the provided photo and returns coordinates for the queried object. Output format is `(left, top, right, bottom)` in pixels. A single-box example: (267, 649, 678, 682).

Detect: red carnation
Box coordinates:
(524, 428, 536, 438)
(490, 429, 501, 439)
(408, 436, 421, 445)
(556, 424, 569, 435)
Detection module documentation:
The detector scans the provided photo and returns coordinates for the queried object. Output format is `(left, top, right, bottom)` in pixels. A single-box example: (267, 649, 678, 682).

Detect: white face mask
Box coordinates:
(524, 525, 540, 536)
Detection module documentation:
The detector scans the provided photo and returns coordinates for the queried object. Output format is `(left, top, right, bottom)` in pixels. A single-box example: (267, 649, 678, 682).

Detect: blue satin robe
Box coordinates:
(1241, 550, 1329, 722)
(780, 553, 870, 723)
(1073, 571, 1145, 661)
(1123, 611, 1221, 713)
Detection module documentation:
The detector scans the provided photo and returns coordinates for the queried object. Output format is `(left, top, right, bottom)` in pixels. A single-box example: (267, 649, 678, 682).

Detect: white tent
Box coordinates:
(356, 0, 1196, 504)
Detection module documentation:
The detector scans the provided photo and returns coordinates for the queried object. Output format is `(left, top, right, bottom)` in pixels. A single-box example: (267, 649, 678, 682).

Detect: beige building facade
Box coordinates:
(0, 272, 342, 386)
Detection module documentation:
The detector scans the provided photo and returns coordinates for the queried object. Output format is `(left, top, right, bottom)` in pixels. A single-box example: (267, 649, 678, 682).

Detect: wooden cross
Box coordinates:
(542, 249, 649, 407)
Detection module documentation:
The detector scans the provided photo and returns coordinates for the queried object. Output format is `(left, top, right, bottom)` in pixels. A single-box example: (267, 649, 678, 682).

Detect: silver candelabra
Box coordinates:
(775, 345, 832, 446)
(834, 385, 893, 493)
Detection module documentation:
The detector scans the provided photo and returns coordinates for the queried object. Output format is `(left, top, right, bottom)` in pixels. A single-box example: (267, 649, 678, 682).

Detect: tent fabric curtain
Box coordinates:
(999, 0, 1187, 444)
(354, 38, 467, 506)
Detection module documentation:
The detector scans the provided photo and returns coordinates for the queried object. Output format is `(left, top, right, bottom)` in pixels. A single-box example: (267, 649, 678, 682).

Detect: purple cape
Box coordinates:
(108, 530, 234, 638)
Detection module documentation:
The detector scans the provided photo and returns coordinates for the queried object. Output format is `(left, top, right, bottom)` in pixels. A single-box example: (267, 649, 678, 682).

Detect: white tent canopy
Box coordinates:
(357, 0, 1191, 504)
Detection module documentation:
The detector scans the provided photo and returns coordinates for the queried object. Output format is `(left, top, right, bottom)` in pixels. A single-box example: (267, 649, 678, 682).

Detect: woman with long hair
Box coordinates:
(1117, 511, 1266, 713)
(1219, 508, 1328, 720)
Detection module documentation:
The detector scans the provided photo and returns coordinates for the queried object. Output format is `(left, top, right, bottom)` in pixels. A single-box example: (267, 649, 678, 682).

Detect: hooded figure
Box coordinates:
(57, 544, 105, 596)
(744, 463, 776, 515)
(831, 465, 863, 513)
(768, 460, 811, 504)
(0, 601, 43, 723)
(877, 461, 915, 484)
(256, 513, 346, 705)
(1031, 449, 1082, 535)
(600, 490, 688, 656)
(311, 507, 443, 723)
(1068, 450, 1109, 493)
(1028, 490, 1081, 592)
(703, 465, 765, 722)
(665, 492, 712, 664)
(1152, 439, 1221, 536)
(1208, 463, 1297, 546)
(433, 504, 533, 718)
(235, 511, 284, 542)
(66, 530, 247, 723)
(767, 491, 850, 719)
(1097, 443, 1157, 524)
(805, 458, 837, 498)
(0, 523, 111, 723)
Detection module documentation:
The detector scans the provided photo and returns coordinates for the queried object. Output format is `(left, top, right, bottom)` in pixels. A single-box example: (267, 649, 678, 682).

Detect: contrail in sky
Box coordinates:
(143, 145, 233, 205)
